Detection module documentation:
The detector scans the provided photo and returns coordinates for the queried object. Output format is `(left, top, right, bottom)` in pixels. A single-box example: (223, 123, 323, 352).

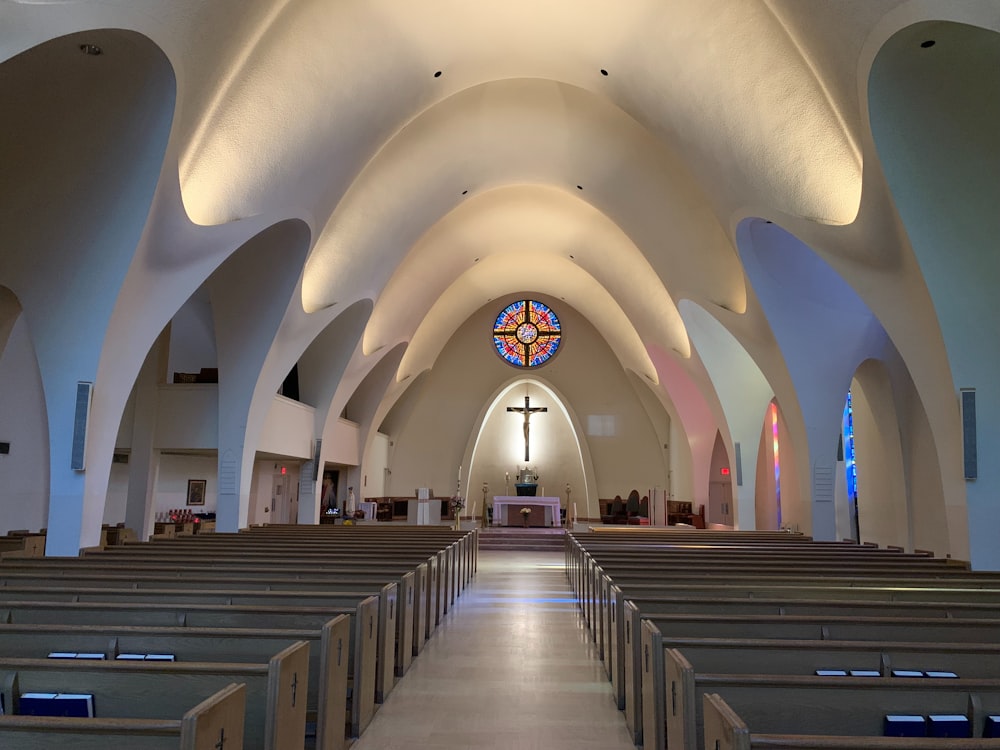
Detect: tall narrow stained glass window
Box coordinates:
(493, 300, 562, 368)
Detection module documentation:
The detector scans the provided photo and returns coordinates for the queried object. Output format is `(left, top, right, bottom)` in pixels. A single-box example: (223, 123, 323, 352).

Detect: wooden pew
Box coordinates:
(0, 560, 430, 666)
(667, 651, 1000, 750)
(643, 635, 1000, 750)
(0, 681, 246, 750)
(0, 641, 308, 750)
(0, 597, 378, 740)
(0, 616, 350, 750)
(703, 691, 1000, 750)
(0, 583, 398, 706)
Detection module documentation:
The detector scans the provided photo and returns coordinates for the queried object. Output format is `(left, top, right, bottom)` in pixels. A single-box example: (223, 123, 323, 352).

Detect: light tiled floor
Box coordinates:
(350, 550, 635, 749)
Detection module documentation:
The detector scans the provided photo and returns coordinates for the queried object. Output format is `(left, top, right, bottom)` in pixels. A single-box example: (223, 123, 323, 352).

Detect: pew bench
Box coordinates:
(0, 641, 307, 750)
(0, 681, 245, 750)
(0, 597, 378, 741)
(0, 616, 351, 750)
(703, 692, 1000, 750)
(642, 634, 1000, 750)
(667, 650, 1000, 750)
(0, 583, 399, 706)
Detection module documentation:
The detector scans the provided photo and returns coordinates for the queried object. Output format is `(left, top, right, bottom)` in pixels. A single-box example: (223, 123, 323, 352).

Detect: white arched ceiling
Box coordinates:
(173, 1, 861, 230)
(398, 258, 657, 384)
(302, 78, 742, 317)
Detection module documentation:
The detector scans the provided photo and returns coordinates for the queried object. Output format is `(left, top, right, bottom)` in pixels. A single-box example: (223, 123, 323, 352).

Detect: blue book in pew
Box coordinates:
(984, 716, 1000, 737)
(925, 670, 958, 678)
(815, 669, 848, 676)
(850, 670, 881, 677)
(928, 715, 970, 738)
(19, 693, 94, 718)
(884, 715, 926, 737)
(891, 669, 924, 678)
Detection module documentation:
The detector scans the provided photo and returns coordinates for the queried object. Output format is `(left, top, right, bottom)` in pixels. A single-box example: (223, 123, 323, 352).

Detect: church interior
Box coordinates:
(3, 4, 1000, 748)
(1, 4, 998, 564)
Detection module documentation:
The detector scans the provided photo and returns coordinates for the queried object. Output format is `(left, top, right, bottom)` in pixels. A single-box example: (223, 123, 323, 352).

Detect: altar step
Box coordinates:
(478, 528, 566, 552)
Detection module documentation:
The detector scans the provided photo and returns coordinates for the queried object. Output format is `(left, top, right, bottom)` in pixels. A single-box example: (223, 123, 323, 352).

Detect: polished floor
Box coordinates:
(351, 550, 635, 749)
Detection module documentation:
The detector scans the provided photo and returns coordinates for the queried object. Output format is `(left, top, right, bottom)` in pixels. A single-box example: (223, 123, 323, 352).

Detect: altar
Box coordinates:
(492, 496, 562, 527)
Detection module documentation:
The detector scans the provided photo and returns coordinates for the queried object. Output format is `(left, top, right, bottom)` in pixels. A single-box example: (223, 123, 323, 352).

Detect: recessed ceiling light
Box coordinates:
(433, 70, 442, 77)
(474, 258, 480, 263)
(600, 69, 609, 76)
(920, 40, 935, 48)
(569, 254, 575, 260)
(461, 190, 468, 195)
(576, 185, 583, 190)
(79, 43, 103, 56)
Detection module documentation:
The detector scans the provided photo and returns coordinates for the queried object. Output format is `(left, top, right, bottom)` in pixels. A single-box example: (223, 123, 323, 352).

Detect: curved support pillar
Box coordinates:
(207, 220, 311, 532)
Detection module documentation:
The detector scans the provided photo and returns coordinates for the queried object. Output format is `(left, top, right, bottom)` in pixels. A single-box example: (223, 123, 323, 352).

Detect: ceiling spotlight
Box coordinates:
(576, 185, 583, 190)
(433, 70, 442, 78)
(920, 40, 936, 48)
(462, 190, 468, 195)
(79, 43, 103, 56)
(600, 69, 609, 76)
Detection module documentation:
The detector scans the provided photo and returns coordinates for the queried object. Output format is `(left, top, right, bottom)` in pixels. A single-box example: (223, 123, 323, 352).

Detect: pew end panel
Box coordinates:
(397, 571, 415, 676)
(264, 640, 309, 750)
(181, 681, 246, 750)
(703, 692, 751, 750)
(375, 582, 398, 703)
(316, 616, 350, 750)
(641, 619, 666, 750)
(665, 648, 697, 750)
(623, 599, 643, 745)
(351, 596, 379, 738)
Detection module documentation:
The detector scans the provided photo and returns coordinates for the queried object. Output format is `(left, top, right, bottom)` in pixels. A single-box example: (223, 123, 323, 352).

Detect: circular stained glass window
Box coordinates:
(493, 300, 562, 367)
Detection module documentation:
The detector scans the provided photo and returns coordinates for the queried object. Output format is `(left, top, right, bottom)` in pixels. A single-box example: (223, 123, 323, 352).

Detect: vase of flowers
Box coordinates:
(520, 507, 531, 528)
(450, 496, 465, 531)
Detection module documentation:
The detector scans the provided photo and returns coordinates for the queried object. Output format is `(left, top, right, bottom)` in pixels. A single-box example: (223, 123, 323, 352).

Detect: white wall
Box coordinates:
(381, 298, 669, 519)
(156, 385, 218, 449)
(258, 395, 314, 459)
(154, 453, 217, 518)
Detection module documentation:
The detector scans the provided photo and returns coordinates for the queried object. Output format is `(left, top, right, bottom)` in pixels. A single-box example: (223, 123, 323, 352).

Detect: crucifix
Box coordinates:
(507, 395, 547, 462)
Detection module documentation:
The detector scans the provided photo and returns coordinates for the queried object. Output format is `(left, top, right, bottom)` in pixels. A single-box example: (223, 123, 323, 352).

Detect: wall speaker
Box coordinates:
(961, 388, 977, 480)
(0, 442, 10, 455)
(734, 442, 743, 486)
(71, 381, 93, 471)
(312, 439, 322, 482)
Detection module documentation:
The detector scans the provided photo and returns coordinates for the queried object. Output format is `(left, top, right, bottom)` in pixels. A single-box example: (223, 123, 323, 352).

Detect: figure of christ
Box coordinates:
(507, 395, 547, 462)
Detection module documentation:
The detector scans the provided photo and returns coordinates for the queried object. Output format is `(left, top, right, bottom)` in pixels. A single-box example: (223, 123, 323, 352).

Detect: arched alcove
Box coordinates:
(466, 378, 593, 522)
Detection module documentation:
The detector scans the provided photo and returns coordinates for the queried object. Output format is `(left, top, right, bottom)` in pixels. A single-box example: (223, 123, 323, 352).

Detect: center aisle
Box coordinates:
(350, 549, 636, 749)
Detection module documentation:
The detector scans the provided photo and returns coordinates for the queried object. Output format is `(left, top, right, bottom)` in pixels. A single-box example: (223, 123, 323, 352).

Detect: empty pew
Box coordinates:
(667, 648, 1000, 750)
(0, 640, 307, 750)
(0, 583, 398, 706)
(0, 560, 430, 665)
(0, 616, 350, 750)
(702, 691, 1000, 750)
(0, 681, 246, 750)
(0, 597, 377, 740)
(642, 635, 1000, 750)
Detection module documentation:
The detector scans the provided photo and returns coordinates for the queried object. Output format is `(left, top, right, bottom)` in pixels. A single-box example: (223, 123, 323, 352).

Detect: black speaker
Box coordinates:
(71, 382, 93, 471)
(961, 389, 977, 480)
(0, 442, 10, 455)
(734, 442, 743, 486)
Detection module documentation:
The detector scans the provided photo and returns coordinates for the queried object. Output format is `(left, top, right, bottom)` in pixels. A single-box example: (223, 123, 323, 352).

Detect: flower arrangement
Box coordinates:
(519, 507, 531, 516)
(450, 497, 466, 513)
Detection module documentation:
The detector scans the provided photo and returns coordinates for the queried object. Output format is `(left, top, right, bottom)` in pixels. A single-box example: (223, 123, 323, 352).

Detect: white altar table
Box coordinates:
(492, 496, 562, 527)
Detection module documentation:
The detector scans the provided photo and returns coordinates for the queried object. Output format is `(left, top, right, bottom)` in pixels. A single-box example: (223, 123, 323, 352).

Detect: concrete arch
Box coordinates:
(0, 29, 177, 554)
(0, 287, 48, 535)
(868, 19, 996, 566)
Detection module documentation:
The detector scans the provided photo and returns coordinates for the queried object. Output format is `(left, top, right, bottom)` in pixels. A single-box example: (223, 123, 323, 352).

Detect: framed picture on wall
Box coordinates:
(186, 479, 206, 506)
